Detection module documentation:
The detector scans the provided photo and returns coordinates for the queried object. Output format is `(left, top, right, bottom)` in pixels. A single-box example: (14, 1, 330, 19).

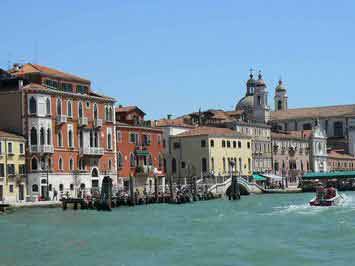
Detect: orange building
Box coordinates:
(115, 106, 165, 192)
(0, 63, 116, 199)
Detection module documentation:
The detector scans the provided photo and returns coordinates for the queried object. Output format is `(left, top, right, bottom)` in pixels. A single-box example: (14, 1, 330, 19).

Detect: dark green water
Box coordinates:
(1, 192, 355, 266)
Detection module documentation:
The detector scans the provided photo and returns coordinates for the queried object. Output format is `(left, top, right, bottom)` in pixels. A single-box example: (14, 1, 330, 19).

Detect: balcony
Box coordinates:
(78, 117, 88, 127)
(80, 147, 104, 156)
(30, 145, 54, 154)
(93, 118, 103, 128)
(56, 115, 67, 125)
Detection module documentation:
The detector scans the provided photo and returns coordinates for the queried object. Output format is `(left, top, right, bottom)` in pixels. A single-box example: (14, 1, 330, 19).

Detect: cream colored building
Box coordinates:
(169, 127, 252, 180)
(0, 130, 26, 203)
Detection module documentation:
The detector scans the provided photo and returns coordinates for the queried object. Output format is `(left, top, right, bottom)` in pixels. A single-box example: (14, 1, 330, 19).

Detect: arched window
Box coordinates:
(47, 128, 51, 145)
(130, 153, 136, 167)
(158, 154, 163, 170)
(172, 158, 177, 174)
(59, 184, 64, 191)
(105, 106, 109, 121)
(108, 160, 112, 170)
(31, 157, 38, 170)
(59, 157, 63, 171)
(90, 131, 94, 147)
(67, 101, 72, 117)
(79, 130, 83, 148)
(78, 102, 83, 118)
(56, 98, 62, 115)
(109, 107, 113, 121)
(46, 98, 51, 115)
(117, 152, 123, 168)
(223, 157, 226, 172)
(57, 129, 63, 147)
(69, 158, 74, 171)
(40, 128, 45, 145)
(318, 142, 322, 153)
(201, 158, 207, 173)
(211, 157, 214, 171)
(91, 168, 99, 177)
(93, 104, 98, 120)
(30, 127, 37, 145)
(29, 96, 37, 114)
(32, 184, 39, 192)
(68, 130, 73, 148)
(94, 131, 99, 147)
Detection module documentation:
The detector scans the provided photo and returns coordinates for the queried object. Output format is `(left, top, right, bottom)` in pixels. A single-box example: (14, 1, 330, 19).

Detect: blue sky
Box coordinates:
(1, 0, 355, 119)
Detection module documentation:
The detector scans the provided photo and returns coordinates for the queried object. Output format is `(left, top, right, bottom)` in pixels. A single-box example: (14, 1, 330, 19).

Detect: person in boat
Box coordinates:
(315, 186, 325, 201)
(325, 186, 336, 199)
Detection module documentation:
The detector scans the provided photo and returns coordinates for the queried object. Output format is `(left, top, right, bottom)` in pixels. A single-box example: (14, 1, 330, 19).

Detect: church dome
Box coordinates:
(235, 95, 254, 111)
(275, 79, 286, 92)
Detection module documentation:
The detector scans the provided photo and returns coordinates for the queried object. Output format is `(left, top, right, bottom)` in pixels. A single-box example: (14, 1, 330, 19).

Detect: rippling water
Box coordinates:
(1, 192, 355, 266)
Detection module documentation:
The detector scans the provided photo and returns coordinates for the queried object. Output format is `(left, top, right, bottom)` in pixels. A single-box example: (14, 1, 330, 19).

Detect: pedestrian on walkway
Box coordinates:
(53, 189, 58, 201)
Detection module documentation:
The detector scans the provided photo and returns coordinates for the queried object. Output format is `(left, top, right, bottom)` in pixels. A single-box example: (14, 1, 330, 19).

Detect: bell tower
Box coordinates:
(274, 79, 288, 112)
(253, 71, 270, 123)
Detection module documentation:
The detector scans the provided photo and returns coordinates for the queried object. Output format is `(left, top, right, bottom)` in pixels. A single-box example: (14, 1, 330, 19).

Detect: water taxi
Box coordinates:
(309, 186, 344, 207)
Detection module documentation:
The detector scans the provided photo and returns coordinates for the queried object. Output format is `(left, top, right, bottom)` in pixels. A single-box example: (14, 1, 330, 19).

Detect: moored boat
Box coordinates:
(309, 186, 345, 207)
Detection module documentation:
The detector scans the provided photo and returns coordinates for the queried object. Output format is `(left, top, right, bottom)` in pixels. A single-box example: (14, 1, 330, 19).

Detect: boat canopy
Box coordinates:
(252, 174, 266, 181)
(303, 171, 355, 180)
(260, 173, 283, 181)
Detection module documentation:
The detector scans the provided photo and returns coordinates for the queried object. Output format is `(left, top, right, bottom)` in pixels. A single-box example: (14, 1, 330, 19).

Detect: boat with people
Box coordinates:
(309, 185, 345, 206)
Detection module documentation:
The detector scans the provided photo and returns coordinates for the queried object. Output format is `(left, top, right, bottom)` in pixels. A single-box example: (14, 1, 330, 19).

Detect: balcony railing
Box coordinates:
(80, 147, 104, 156)
(78, 117, 88, 127)
(31, 145, 54, 154)
(56, 115, 67, 125)
(93, 118, 103, 128)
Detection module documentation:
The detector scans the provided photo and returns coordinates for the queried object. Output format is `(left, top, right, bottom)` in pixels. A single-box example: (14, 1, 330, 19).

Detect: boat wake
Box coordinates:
(271, 193, 355, 215)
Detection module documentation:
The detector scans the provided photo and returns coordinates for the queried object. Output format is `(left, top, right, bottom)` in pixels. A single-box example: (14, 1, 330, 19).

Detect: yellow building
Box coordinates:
(0, 130, 26, 203)
(170, 127, 252, 179)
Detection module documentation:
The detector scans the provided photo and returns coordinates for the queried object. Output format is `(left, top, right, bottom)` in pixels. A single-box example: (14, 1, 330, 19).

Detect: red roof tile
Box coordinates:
(174, 126, 250, 138)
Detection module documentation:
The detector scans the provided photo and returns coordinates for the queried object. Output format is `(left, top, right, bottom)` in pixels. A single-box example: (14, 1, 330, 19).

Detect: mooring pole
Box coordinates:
(129, 175, 135, 206)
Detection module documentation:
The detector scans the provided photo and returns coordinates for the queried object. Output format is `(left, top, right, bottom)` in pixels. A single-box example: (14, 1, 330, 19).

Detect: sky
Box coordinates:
(1, 0, 355, 120)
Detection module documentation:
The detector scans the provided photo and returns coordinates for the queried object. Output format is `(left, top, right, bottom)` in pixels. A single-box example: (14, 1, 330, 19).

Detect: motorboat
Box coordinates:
(309, 186, 345, 207)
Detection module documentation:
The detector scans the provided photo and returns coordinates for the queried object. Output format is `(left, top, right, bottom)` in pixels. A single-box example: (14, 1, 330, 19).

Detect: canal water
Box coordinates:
(1, 192, 355, 266)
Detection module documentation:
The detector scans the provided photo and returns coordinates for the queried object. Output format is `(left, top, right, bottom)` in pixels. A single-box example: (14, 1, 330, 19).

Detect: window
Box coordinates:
(159, 154, 164, 170)
(247, 142, 251, 149)
(47, 129, 51, 145)
(46, 98, 51, 115)
(93, 104, 98, 120)
(248, 158, 251, 171)
(62, 83, 73, 92)
(222, 140, 226, 148)
(274, 161, 279, 172)
(227, 141, 231, 148)
(257, 96, 261, 105)
(107, 132, 112, 150)
(59, 184, 64, 192)
(70, 184, 74, 191)
(210, 139, 214, 147)
(19, 164, 25, 175)
(223, 157, 226, 172)
(129, 133, 137, 144)
(238, 141, 242, 148)
(201, 140, 206, 148)
(31, 157, 38, 170)
(181, 161, 186, 169)
(44, 79, 58, 89)
(0, 142, 2, 154)
(67, 101, 72, 117)
(130, 153, 136, 167)
(19, 143, 24, 154)
(76, 85, 88, 94)
(233, 141, 237, 148)
(40, 128, 45, 145)
(69, 158, 74, 171)
(117, 153, 123, 168)
(148, 154, 153, 166)
(56, 98, 62, 115)
(158, 135, 161, 144)
(57, 129, 63, 147)
(68, 129, 74, 148)
(277, 100, 282, 110)
(201, 158, 207, 173)
(173, 142, 180, 149)
(143, 134, 150, 146)
(211, 158, 214, 171)
(334, 121, 343, 137)
(32, 184, 39, 192)
(29, 97, 37, 114)
(7, 164, 15, 175)
(303, 123, 312, 130)
(7, 142, 13, 154)
(9, 184, 14, 193)
(116, 131, 122, 143)
(109, 160, 112, 170)
(59, 157, 63, 171)
(0, 164, 4, 177)
(78, 102, 83, 118)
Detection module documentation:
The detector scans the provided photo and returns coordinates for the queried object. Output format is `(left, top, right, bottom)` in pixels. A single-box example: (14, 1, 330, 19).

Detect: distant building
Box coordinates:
(327, 149, 355, 171)
(169, 127, 252, 182)
(115, 106, 165, 192)
(0, 63, 116, 199)
(0, 130, 26, 203)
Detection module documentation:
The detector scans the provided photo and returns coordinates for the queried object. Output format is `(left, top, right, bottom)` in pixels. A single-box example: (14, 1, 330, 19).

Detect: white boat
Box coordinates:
(309, 187, 345, 207)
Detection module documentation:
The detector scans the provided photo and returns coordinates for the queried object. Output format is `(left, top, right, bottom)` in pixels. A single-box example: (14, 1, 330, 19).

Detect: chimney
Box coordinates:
(13, 63, 22, 71)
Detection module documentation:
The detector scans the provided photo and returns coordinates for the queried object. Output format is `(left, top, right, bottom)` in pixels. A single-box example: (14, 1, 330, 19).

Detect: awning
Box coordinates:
(135, 150, 150, 156)
(261, 173, 283, 181)
(252, 174, 266, 181)
(303, 171, 355, 180)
